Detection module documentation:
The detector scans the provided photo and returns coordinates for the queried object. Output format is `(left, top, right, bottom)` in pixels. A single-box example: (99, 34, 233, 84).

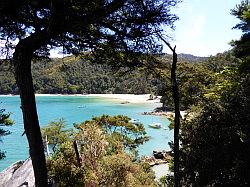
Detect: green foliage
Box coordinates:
(0, 108, 13, 159)
(45, 116, 156, 186)
(76, 122, 108, 174)
(1, 1, 180, 186)
(231, 0, 250, 73)
(175, 5, 250, 183)
(0, 56, 160, 95)
(0, 61, 17, 94)
(157, 60, 213, 111)
(165, 2, 250, 185)
(231, 0, 250, 60)
(47, 142, 86, 187)
(157, 51, 243, 111)
(41, 119, 73, 152)
(204, 67, 239, 100)
(203, 51, 241, 72)
(98, 153, 156, 187)
(0, 0, 179, 59)
(179, 72, 250, 186)
(159, 175, 174, 187)
(78, 115, 149, 153)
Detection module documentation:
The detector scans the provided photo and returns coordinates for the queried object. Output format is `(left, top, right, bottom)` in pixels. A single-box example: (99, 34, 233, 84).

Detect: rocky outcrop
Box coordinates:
(142, 150, 172, 166)
(0, 158, 34, 187)
(142, 110, 188, 119)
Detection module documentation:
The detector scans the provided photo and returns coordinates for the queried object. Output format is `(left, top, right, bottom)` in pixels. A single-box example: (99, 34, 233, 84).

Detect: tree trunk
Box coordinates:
(157, 35, 181, 186)
(73, 140, 82, 167)
(171, 47, 180, 187)
(13, 39, 48, 187)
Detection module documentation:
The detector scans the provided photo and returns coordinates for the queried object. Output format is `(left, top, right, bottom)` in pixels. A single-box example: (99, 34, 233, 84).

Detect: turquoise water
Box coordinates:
(0, 95, 173, 171)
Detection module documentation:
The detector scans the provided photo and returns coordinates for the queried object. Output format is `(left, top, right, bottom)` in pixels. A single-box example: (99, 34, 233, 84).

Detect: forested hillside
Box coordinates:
(1, 51, 240, 112)
(0, 54, 205, 95)
(0, 56, 161, 95)
(152, 51, 240, 111)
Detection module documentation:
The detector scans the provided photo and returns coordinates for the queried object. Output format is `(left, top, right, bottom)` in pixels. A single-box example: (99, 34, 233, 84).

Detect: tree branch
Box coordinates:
(157, 33, 174, 52)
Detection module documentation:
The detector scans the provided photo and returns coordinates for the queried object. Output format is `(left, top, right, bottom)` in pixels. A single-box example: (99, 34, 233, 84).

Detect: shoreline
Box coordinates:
(143, 110, 187, 118)
(88, 94, 161, 104)
(0, 94, 161, 104)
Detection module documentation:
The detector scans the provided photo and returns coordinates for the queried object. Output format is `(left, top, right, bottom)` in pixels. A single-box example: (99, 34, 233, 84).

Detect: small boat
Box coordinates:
(129, 119, 141, 124)
(148, 123, 161, 129)
(77, 105, 86, 108)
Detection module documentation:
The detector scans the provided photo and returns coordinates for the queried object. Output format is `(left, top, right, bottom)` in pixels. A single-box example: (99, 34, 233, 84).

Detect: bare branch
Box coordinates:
(157, 33, 174, 52)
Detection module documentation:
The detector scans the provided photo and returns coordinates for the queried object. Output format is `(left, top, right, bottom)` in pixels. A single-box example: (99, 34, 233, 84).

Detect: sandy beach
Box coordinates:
(1, 94, 161, 104)
(87, 94, 161, 104)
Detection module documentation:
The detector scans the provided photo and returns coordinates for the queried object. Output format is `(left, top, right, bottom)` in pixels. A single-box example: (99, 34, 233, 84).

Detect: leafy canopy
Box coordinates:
(172, 1, 250, 185)
(231, 0, 250, 72)
(179, 68, 250, 186)
(41, 119, 73, 152)
(0, 108, 13, 159)
(80, 115, 149, 151)
(0, 0, 179, 62)
(43, 115, 155, 186)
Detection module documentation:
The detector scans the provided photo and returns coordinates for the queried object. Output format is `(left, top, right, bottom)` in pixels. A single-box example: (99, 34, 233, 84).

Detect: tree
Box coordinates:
(231, 0, 250, 59)
(44, 116, 156, 186)
(82, 115, 149, 153)
(0, 108, 13, 159)
(161, 40, 180, 187)
(177, 1, 250, 185)
(0, 1, 179, 185)
(179, 69, 250, 186)
(231, 0, 250, 73)
(157, 61, 213, 111)
(41, 119, 73, 153)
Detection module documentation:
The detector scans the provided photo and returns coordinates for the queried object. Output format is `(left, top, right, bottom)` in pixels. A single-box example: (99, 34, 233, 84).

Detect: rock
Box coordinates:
(148, 94, 154, 100)
(0, 160, 24, 185)
(0, 158, 35, 187)
(153, 150, 164, 159)
(120, 101, 130, 104)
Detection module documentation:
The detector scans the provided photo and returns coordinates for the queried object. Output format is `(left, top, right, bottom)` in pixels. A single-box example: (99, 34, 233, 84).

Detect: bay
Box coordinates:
(0, 95, 173, 171)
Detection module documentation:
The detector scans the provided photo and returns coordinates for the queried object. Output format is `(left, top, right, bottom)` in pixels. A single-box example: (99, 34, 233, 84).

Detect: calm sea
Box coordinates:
(0, 95, 172, 171)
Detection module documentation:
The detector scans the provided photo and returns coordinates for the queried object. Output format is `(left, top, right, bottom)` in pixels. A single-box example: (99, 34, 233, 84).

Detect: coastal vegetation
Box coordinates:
(0, 108, 13, 160)
(179, 67, 250, 186)
(0, 56, 161, 95)
(0, 47, 247, 186)
(157, 51, 242, 111)
(164, 1, 250, 186)
(42, 115, 155, 186)
(0, 52, 240, 112)
(0, 53, 209, 98)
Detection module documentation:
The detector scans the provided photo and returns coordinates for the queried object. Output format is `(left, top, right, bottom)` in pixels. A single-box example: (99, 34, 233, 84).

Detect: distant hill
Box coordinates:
(160, 53, 208, 63)
(178, 53, 208, 62)
(0, 53, 211, 95)
(0, 56, 161, 95)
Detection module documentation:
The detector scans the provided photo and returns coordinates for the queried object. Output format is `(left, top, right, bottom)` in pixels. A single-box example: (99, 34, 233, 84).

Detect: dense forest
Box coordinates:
(0, 53, 204, 95)
(0, 55, 157, 95)
(157, 51, 242, 110)
(0, 51, 241, 112)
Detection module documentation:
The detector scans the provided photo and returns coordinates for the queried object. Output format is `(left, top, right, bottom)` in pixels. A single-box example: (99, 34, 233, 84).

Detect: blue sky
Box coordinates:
(163, 0, 243, 57)
(0, 0, 243, 58)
